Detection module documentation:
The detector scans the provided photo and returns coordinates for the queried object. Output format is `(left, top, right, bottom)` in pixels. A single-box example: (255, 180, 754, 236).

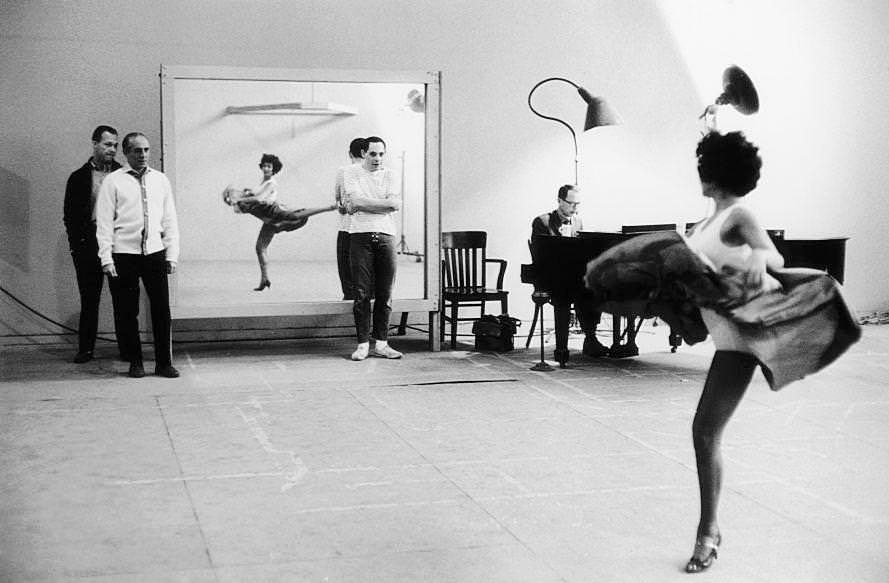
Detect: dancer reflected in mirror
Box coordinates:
(223, 153, 336, 291)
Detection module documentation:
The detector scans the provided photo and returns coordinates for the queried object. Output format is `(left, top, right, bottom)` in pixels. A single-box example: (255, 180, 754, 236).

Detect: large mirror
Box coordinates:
(160, 66, 440, 321)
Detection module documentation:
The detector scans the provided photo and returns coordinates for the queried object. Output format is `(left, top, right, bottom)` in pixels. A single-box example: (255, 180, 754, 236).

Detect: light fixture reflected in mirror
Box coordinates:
(700, 65, 759, 130)
(528, 77, 620, 185)
(405, 88, 425, 113)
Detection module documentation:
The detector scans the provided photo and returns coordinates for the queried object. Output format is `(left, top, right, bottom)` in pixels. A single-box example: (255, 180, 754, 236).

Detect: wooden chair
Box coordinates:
(441, 231, 508, 348)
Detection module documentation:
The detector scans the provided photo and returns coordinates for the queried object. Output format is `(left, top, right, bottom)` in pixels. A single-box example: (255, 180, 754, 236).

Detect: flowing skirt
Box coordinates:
(222, 187, 308, 232)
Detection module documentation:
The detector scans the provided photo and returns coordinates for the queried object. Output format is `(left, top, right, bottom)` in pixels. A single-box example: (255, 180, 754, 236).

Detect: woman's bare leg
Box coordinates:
(278, 204, 337, 222)
(254, 223, 277, 289)
(689, 350, 758, 561)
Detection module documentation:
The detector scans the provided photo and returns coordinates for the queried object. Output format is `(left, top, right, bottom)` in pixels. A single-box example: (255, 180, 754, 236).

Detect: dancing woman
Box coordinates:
(223, 154, 336, 291)
(682, 131, 785, 573)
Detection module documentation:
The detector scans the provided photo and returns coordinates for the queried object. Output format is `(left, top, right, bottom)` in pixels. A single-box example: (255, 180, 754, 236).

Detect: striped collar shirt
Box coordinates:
(95, 165, 179, 266)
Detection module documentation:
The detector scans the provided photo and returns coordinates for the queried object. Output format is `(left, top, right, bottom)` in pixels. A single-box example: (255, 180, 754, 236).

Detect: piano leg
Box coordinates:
(669, 326, 682, 353)
(626, 318, 640, 353)
(609, 314, 640, 358)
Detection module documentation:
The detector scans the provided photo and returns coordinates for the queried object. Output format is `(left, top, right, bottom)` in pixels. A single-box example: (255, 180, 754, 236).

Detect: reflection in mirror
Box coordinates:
(168, 74, 427, 311)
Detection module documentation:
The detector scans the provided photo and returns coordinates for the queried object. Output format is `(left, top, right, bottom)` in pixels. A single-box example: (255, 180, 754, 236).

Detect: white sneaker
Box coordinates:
(351, 342, 370, 361)
(370, 342, 402, 359)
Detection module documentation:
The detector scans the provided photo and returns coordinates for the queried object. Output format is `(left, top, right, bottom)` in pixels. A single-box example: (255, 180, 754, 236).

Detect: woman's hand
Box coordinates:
(740, 250, 769, 288)
(722, 206, 784, 290)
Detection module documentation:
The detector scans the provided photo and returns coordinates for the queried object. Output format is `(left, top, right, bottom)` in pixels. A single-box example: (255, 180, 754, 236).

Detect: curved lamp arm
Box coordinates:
(528, 77, 582, 184)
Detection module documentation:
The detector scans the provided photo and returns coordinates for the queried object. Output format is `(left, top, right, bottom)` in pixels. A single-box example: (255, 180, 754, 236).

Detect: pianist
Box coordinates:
(531, 184, 609, 363)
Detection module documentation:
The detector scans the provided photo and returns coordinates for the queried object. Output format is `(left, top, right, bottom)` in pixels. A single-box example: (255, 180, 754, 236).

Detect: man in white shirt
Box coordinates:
(335, 137, 367, 300)
(342, 136, 403, 360)
(95, 133, 180, 378)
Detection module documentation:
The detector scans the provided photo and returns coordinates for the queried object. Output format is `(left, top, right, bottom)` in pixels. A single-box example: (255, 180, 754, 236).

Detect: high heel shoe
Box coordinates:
(254, 279, 271, 291)
(685, 533, 721, 573)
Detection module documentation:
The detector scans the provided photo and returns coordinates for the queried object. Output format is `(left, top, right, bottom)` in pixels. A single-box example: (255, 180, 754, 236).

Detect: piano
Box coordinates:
(524, 230, 848, 366)
(773, 237, 847, 284)
(525, 232, 642, 367)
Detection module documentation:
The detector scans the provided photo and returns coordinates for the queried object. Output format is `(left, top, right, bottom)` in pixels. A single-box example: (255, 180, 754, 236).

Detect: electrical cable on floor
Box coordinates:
(1, 284, 119, 342)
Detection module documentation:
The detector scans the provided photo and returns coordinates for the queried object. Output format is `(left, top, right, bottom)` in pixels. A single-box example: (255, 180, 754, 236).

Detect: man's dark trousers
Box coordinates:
(108, 250, 172, 366)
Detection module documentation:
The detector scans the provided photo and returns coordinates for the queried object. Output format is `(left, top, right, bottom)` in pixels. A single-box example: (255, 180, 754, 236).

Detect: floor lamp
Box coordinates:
(526, 77, 619, 370)
(527, 77, 620, 185)
(397, 90, 425, 261)
(699, 65, 759, 131)
(396, 150, 422, 261)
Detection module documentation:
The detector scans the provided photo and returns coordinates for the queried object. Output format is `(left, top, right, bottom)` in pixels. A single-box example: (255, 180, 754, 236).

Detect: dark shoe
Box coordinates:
(685, 533, 721, 573)
(582, 337, 609, 358)
(73, 350, 94, 364)
(128, 361, 145, 378)
(553, 347, 569, 368)
(155, 364, 180, 378)
(254, 278, 271, 291)
(608, 343, 639, 358)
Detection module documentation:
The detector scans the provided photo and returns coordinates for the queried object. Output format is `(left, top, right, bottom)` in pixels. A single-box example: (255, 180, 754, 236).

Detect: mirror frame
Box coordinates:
(159, 65, 441, 341)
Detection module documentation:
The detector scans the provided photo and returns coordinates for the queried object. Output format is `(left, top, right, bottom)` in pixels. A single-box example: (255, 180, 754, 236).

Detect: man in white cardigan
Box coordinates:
(96, 132, 180, 378)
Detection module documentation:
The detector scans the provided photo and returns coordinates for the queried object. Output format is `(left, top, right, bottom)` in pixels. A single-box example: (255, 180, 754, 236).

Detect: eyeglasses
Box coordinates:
(560, 200, 581, 208)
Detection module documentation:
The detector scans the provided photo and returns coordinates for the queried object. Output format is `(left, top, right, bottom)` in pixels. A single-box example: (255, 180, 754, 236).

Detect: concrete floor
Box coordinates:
(2, 323, 888, 582)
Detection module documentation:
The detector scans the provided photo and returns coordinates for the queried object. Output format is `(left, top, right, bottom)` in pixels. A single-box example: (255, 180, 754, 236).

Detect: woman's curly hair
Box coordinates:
(259, 153, 283, 175)
(696, 131, 762, 196)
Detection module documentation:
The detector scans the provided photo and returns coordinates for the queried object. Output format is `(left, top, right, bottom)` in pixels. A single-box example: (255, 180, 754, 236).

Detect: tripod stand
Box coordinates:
(396, 150, 423, 262)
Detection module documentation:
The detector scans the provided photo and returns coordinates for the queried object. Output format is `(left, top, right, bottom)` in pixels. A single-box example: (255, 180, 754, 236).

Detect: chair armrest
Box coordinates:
(484, 258, 508, 289)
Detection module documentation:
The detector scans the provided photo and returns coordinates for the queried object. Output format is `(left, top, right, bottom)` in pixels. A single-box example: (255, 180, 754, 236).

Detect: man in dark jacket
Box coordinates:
(531, 184, 609, 364)
(63, 125, 123, 363)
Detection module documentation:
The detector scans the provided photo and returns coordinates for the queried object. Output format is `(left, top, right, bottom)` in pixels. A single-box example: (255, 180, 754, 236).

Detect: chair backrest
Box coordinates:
(442, 231, 487, 289)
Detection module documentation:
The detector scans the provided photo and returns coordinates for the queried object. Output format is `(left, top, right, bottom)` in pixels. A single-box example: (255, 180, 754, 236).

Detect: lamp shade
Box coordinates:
(716, 65, 759, 115)
(528, 77, 619, 184)
(406, 88, 425, 113)
(577, 88, 620, 130)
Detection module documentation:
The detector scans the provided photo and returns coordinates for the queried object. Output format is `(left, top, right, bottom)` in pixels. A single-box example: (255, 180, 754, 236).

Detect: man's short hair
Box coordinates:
(121, 132, 148, 153)
(92, 125, 117, 142)
(557, 184, 578, 200)
(365, 136, 386, 150)
(349, 137, 368, 158)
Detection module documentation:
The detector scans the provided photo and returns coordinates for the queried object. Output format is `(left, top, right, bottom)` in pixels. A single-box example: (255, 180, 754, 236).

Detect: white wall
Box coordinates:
(2, 0, 887, 342)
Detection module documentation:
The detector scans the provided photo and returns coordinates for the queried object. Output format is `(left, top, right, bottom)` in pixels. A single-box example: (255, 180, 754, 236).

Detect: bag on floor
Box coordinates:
(472, 314, 521, 352)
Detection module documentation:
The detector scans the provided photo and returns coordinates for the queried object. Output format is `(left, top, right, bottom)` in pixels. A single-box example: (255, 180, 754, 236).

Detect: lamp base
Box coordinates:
(396, 235, 424, 262)
(530, 361, 554, 372)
